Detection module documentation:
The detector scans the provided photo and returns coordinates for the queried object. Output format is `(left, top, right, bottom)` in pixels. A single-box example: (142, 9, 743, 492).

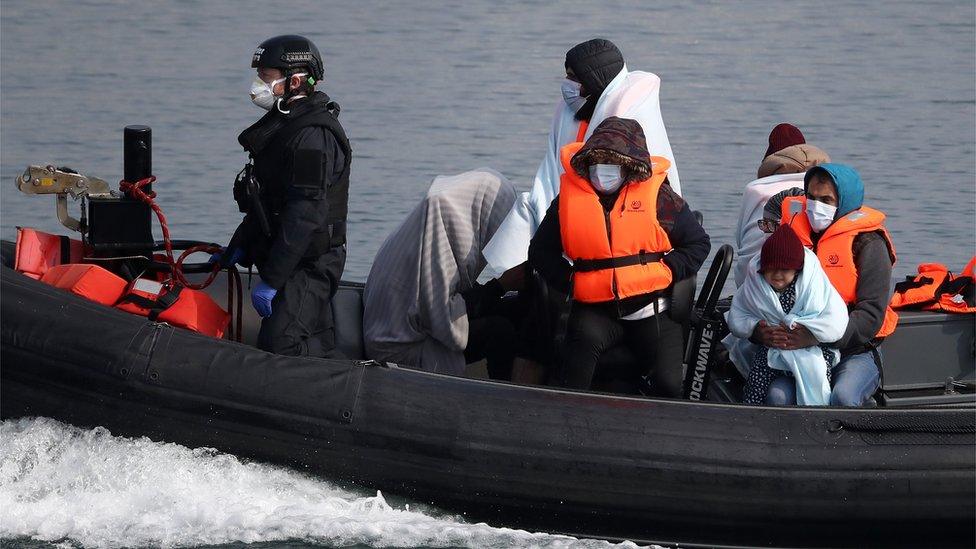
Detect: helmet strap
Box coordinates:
(282, 70, 293, 100)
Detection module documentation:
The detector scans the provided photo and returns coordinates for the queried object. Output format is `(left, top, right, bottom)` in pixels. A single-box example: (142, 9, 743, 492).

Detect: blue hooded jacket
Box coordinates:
(804, 163, 864, 220)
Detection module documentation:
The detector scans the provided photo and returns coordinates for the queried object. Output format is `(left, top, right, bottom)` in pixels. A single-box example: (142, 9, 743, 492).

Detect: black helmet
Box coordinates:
(251, 35, 324, 82)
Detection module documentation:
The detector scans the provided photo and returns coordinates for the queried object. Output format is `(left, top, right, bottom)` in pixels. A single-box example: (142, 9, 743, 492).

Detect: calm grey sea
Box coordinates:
(2, 0, 974, 280)
(0, 1, 974, 548)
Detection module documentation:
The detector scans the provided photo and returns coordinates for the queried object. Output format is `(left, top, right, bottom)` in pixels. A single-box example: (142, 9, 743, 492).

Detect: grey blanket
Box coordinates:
(363, 169, 517, 375)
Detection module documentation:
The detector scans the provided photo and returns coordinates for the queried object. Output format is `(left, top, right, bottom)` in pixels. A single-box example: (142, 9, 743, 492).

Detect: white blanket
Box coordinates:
(723, 249, 849, 405)
(733, 173, 805, 287)
(482, 66, 681, 272)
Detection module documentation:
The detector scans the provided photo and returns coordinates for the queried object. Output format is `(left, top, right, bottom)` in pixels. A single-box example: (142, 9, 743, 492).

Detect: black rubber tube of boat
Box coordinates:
(831, 416, 976, 434)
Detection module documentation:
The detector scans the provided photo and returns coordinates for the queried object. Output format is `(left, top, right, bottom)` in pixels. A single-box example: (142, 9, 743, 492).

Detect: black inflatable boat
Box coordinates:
(2, 242, 974, 548)
(3, 129, 975, 547)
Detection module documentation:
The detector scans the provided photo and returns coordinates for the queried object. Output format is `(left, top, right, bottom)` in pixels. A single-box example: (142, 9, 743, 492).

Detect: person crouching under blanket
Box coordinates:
(529, 117, 710, 395)
(362, 169, 524, 379)
(728, 225, 849, 406)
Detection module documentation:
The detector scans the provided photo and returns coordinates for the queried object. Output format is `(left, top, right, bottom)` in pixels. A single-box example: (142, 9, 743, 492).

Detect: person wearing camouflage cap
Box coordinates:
(528, 117, 710, 395)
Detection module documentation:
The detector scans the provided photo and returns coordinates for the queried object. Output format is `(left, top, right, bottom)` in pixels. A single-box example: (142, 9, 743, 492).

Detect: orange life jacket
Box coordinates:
(116, 278, 230, 338)
(14, 227, 86, 280)
(40, 263, 128, 306)
(558, 141, 673, 303)
(781, 196, 899, 337)
(575, 120, 589, 142)
(39, 263, 229, 338)
(891, 258, 976, 314)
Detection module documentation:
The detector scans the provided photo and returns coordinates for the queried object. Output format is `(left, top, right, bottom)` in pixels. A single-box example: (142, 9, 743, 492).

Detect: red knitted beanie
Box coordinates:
(764, 123, 806, 159)
(760, 225, 805, 272)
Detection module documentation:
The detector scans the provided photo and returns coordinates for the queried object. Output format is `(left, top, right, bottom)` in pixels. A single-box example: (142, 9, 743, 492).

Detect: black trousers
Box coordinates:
(554, 302, 685, 396)
(257, 248, 345, 358)
(461, 290, 529, 381)
(463, 315, 518, 380)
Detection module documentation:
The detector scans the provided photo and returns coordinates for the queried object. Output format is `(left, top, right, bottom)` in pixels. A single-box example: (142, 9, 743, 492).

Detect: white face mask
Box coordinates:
(250, 76, 286, 111)
(806, 199, 837, 232)
(561, 78, 587, 114)
(588, 164, 623, 194)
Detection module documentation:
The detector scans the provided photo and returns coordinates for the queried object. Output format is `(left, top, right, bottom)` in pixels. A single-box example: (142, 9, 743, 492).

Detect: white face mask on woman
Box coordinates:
(250, 76, 286, 111)
(561, 78, 587, 114)
(588, 164, 624, 194)
(806, 199, 837, 232)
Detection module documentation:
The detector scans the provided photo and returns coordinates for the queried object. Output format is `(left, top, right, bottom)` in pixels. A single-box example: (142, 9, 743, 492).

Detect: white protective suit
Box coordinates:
(732, 173, 805, 287)
(482, 66, 681, 272)
(723, 249, 849, 406)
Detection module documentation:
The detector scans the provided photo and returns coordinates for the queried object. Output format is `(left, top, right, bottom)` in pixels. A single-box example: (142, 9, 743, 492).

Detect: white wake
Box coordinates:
(0, 417, 646, 548)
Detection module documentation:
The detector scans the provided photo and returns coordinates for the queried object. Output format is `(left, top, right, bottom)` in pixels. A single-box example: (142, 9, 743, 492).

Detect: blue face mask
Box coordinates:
(561, 78, 587, 114)
(588, 164, 623, 194)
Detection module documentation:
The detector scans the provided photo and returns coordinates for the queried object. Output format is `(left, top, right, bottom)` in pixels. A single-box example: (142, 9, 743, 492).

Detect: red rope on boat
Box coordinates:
(119, 176, 220, 290)
(120, 175, 243, 341)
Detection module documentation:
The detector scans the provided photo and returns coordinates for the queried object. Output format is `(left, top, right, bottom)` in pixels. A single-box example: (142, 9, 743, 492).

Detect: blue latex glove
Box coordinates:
(251, 280, 277, 318)
(209, 247, 245, 268)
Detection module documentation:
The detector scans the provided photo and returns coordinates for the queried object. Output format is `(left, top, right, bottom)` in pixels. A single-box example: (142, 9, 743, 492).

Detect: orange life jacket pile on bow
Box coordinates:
(15, 228, 229, 338)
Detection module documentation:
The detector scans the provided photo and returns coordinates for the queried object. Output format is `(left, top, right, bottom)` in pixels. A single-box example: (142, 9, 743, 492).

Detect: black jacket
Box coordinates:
(231, 92, 351, 289)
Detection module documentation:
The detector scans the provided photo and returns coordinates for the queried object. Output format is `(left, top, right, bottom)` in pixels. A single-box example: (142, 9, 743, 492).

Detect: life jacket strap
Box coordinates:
(116, 283, 185, 321)
(59, 235, 71, 264)
(938, 276, 975, 307)
(893, 275, 936, 293)
(572, 250, 664, 273)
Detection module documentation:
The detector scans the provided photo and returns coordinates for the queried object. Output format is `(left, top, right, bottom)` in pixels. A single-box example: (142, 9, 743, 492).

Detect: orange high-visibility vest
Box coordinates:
(781, 196, 898, 337)
(558, 141, 673, 303)
(891, 259, 976, 314)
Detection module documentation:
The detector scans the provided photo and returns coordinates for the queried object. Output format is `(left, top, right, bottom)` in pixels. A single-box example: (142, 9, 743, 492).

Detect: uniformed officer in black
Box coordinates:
(223, 35, 351, 357)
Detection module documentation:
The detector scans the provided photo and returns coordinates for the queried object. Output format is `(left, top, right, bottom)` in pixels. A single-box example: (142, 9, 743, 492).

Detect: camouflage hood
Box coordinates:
(570, 116, 652, 184)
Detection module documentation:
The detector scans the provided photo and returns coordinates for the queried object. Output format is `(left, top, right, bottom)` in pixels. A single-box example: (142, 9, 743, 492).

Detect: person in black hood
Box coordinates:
(529, 117, 710, 395)
(220, 35, 352, 358)
(564, 39, 625, 122)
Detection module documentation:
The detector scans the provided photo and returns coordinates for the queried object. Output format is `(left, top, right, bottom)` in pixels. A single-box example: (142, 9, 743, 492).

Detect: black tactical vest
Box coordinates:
(238, 93, 351, 257)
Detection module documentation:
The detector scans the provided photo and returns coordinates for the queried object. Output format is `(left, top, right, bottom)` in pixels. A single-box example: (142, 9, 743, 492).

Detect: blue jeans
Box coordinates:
(765, 349, 881, 407)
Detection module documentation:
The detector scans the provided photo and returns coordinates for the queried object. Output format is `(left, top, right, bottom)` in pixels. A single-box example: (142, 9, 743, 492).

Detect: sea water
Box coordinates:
(1, 1, 973, 278)
(1, 1, 973, 547)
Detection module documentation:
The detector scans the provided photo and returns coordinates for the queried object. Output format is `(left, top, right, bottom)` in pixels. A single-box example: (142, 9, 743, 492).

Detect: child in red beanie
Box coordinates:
(727, 226, 849, 405)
